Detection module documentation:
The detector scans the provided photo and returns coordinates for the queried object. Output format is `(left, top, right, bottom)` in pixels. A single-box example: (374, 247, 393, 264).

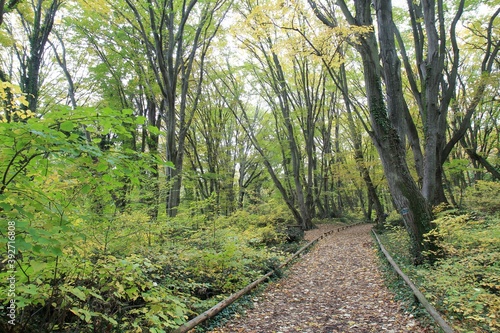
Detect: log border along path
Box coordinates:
(181, 223, 434, 333)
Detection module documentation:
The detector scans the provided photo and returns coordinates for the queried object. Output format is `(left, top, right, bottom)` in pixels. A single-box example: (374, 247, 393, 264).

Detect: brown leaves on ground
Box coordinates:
(207, 224, 432, 333)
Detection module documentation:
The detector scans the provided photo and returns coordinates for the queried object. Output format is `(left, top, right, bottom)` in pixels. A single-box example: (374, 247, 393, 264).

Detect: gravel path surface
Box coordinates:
(208, 224, 430, 333)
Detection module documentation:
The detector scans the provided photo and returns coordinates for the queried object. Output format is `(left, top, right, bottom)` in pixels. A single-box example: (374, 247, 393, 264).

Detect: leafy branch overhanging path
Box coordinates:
(208, 224, 431, 333)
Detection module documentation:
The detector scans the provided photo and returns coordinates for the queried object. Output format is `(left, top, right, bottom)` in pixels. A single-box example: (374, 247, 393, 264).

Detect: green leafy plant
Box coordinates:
(380, 208, 500, 332)
(464, 181, 500, 215)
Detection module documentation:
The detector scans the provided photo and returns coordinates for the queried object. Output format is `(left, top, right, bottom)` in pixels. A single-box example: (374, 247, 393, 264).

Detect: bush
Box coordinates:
(0, 202, 293, 332)
(0, 252, 193, 333)
(421, 212, 500, 332)
(464, 180, 500, 215)
(381, 209, 500, 332)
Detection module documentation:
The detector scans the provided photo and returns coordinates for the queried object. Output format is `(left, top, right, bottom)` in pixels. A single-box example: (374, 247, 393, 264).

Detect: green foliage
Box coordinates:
(384, 210, 405, 228)
(0, 100, 183, 331)
(2, 0, 498, 331)
(0, 148, 293, 332)
(380, 208, 500, 332)
(379, 222, 413, 266)
(444, 158, 471, 178)
(0, 250, 193, 332)
(422, 211, 500, 332)
(224, 200, 300, 247)
(464, 181, 500, 214)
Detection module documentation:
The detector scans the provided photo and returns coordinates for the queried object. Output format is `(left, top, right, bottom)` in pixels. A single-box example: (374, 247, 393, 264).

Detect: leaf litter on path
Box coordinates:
(206, 224, 433, 333)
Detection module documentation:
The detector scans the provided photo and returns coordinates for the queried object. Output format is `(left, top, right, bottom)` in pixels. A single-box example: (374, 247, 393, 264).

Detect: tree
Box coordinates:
(226, 0, 333, 230)
(4, 0, 62, 113)
(0, 0, 22, 100)
(336, 61, 386, 225)
(394, 0, 499, 205)
(309, 0, 435, 263)
(287, 6, 387, 222)
(119, 0, 233, 217)
(185, 76, 240, 216)
(450, 7, 500, 182)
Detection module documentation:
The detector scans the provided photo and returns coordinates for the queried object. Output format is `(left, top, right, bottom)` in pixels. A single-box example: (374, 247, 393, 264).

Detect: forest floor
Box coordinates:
(206, 224, 433, 333)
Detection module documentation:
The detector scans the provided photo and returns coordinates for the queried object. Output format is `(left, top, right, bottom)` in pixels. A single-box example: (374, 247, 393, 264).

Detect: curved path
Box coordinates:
(209, 224, 430, 333)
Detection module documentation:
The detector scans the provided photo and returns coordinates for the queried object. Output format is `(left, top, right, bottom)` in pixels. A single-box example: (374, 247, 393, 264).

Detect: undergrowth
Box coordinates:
(193, 276, 276, 332)
(373, 231, 438, 332)
(376, 181, 500, 333)
(0, 201, 303, 333)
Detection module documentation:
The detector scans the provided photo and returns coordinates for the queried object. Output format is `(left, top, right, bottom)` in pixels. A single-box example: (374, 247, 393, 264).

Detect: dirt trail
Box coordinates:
(209, 224, 429, 333)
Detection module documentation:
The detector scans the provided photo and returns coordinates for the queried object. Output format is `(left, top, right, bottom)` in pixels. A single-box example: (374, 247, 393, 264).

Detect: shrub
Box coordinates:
(464, 180, 500, 215)
(380, 209, 500, 332)
(0, 252, 193, 333)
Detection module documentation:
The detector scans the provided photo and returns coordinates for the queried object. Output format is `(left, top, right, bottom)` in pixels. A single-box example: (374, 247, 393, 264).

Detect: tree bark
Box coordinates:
(124, 0, 230, 217)
(270, 53, 314, 230)
(461, 138, 500, 181)
(402, 0, 465, 205)
(316, 0, 437, 263)
(337, 63, 385, 225)
(15, 0, 62, 113)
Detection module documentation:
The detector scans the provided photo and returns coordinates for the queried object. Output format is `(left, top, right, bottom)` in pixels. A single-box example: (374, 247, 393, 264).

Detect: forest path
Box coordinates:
(208, 224, 430, 333)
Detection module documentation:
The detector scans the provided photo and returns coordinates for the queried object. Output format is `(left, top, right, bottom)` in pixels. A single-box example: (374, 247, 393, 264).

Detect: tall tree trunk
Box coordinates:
(401, 0, 470, 205)
(420, 0, 446, 204)
(309, 0, 436, 262)
(145, 96, 161, 221)
(317, 102, 340, 218)
(272, 53, 313, 229)
(124, 0, 231, 217)
(16, 0, 62, 113)
(336, 62, 386, 225)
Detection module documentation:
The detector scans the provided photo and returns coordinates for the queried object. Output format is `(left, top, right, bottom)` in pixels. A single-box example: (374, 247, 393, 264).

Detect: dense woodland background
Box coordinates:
(0, 0, 499, 332)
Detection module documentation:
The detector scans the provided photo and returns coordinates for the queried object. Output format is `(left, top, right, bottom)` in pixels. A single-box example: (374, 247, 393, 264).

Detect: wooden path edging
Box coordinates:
(372, 230, 455, 333)
(172, 222, 365, 333)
